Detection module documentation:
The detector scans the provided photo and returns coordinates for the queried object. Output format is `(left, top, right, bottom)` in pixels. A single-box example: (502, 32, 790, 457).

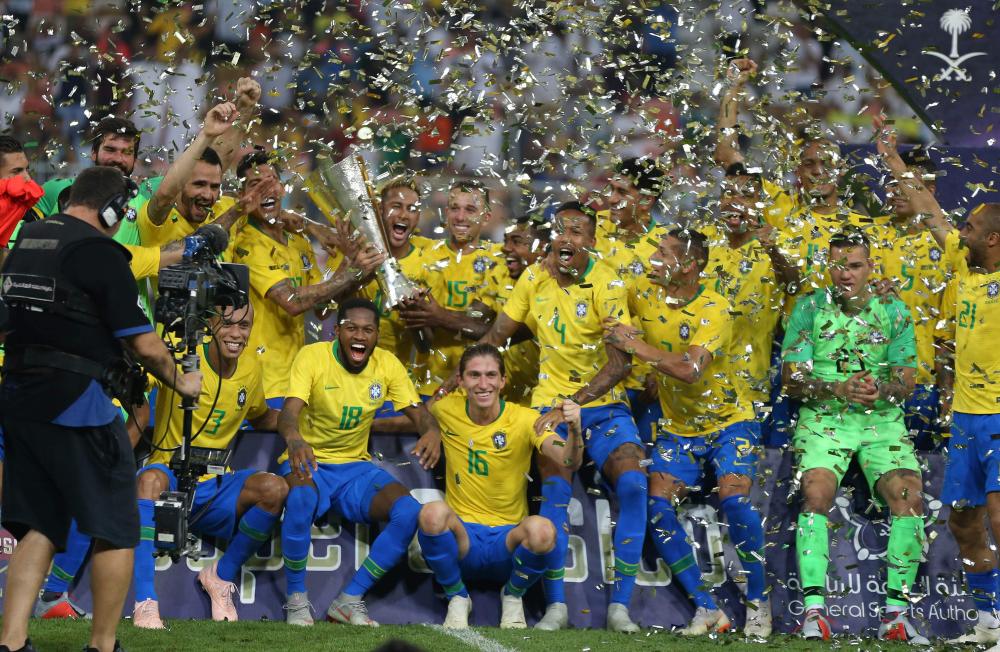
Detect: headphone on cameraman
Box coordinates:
(98, 178, 139, 229)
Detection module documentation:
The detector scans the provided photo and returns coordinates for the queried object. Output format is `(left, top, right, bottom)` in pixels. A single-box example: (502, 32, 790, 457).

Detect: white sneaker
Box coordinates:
(949, 621, 1000, 644)
(681, 606, 731, 635)
(534, 602, 568, 631)
(499, 592, 526, 629)
(326, 595, 379, 627)
(284, 592, 314, 626)
(606, 603, 639, 633)
(744, 599, 772, 638)
(443, 595, 472, 629)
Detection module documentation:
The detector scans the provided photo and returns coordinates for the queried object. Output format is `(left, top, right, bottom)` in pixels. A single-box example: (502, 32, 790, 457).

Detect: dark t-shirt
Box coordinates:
(0, 216, 153, 424)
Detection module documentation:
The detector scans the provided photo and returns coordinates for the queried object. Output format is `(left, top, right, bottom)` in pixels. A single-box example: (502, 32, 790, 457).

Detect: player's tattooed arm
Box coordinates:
(570, 342, 630, 406)
(877, 366, 916, 406)
(266, 262, 370, 318)
(539, 399, 584, 470)
(603, 317, 709, 384)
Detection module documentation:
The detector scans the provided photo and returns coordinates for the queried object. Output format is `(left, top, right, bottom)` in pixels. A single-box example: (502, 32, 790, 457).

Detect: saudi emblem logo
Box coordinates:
(679, 323, 691, 340)
(929, 247, 942, 261)
(739, 259, 753, 274)
(236, 387, 247, 408)
(492, 431, 507, 450)
(923, 9, 986, 82)
(988, 281, 1000, 299)
(369, 382, 383, 401)
(575, 301, 588, 318)
(473, 256, 488, 273)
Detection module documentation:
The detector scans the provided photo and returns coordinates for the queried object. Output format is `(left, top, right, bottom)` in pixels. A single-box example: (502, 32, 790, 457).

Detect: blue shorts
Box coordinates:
(278, 459, 399, 525)
(541, 402, 641, 472)
(941, 412, 1000, 508)
(458, 521, 516, 583)
(626, 388, 664, 445)
(140, 464, 255, 540)
(650, 420, 760, 489)
(905, 384, 940, 451)
(763, 336, 798, 447)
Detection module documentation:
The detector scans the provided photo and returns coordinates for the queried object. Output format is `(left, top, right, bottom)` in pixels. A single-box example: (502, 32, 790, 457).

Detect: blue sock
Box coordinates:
(648, 496, 716, 609)
(504, 544, 547, 598)
(611, 470, 647, 606)
(539, 476, 572, 604)
(134, 499, 158, 602)
(721, 494, 766, 601)
(44, 520, 92, 594)
(345, 495, 420, 597)
(217, 506, 279, 583)
(966, 569, 999, 612)
(282, 485, 318, 595)
(418, 529, 468, 598)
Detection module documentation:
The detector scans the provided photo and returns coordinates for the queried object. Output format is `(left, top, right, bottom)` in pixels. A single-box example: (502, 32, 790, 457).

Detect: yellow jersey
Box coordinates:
(876, 226, 948, 386)
(763, 180, 890, 314)
(503, 257, 631, 409)
(410, 239, 506, 395)
(486, 264, 539, 406)
(704, 234, 785, 403)
(147, 343, 268, 469)
(122, 243, 161, 281)
(358, 235, 434, 366)
(630, 284, 755, 436)
(136, 196, 237, 248)
(593, 211, 670, 391)
(229, 221, 324, 399)
(942, 230, 1000, 414)
(283, 342, 422, 464)
(430, 393, 548, 526)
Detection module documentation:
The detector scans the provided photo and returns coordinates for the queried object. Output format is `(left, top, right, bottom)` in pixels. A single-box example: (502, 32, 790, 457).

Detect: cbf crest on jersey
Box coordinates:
(988, 281, 1000, 299)
(628, 260, 645, 276)
(368, 381, 383, 401)
(492, 431, 507, 450)
(929, 247, 942, 262)
(739, 258, 753, 274)
(575, 301, 588, 318)
(237, 387, 248, 408)
(473, 256, 489, 274)
(679, 322, 691, 340)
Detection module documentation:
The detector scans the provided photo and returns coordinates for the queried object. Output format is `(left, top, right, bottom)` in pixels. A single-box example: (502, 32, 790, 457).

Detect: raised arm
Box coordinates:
(213, 77, 261, 172)
(875, 116, 952, 248)
(714, 58, 757, 168)
(146, 102, 237, 226)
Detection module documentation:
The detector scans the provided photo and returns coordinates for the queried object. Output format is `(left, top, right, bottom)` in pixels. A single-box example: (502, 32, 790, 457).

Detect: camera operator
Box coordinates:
(132, 301, 284, 629)
(0, 166, 202, 652)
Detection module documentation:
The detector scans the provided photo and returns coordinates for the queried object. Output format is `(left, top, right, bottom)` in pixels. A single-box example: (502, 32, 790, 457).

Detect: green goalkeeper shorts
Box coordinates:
(793, 407, 921, 496)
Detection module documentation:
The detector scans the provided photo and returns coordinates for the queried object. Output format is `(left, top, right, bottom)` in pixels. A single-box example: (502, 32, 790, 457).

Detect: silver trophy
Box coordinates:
(307, 149, 423, 309)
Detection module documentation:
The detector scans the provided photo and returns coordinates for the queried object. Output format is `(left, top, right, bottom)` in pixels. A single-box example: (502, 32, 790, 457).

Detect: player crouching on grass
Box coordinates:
(132, 302, 284, 628)
(419, 344, 583, 629)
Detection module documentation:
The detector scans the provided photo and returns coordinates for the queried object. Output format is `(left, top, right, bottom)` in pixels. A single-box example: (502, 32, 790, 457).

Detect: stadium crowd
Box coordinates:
(0, 2, 996, 652)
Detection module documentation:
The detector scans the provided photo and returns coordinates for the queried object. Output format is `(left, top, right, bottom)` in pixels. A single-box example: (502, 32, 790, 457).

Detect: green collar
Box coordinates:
(465, 397, 506, 425)
(577, 256, 596, 283)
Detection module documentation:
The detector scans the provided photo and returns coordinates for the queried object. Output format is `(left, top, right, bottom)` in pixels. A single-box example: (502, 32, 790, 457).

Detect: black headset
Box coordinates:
(98, 178, 139, 229)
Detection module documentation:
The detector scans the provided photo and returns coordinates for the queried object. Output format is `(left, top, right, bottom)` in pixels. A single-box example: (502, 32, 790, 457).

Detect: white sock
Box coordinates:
(978, 609, 1000, 629)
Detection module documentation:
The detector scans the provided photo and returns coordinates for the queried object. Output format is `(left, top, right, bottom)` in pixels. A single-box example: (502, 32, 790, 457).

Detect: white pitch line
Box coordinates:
(424, 624, 519, 652)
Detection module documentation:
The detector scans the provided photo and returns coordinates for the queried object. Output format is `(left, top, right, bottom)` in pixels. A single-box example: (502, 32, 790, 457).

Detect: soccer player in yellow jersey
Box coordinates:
(401, 214, 549, 407)
(229, 150, 384, 406)
(705, 166, 799, 445)
(399, 180, 505, 397)
(605, 228, 769, 637)
(278, 298, 441, 627)
(880, 123, 1000, 644)
(467, 202, 646, 633)
(715, 58, 890, 306)
(876, 149, 949, 449)
(129, 302, 284, 629)
(418, 344, 582, 629)
(136, 101, 251, 248)
(594, 158, 671, 443)
(357, 176, 435, 367)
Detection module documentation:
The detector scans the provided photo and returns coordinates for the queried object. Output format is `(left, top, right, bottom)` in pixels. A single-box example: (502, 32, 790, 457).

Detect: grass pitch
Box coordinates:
(9, 619, 948, 651)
